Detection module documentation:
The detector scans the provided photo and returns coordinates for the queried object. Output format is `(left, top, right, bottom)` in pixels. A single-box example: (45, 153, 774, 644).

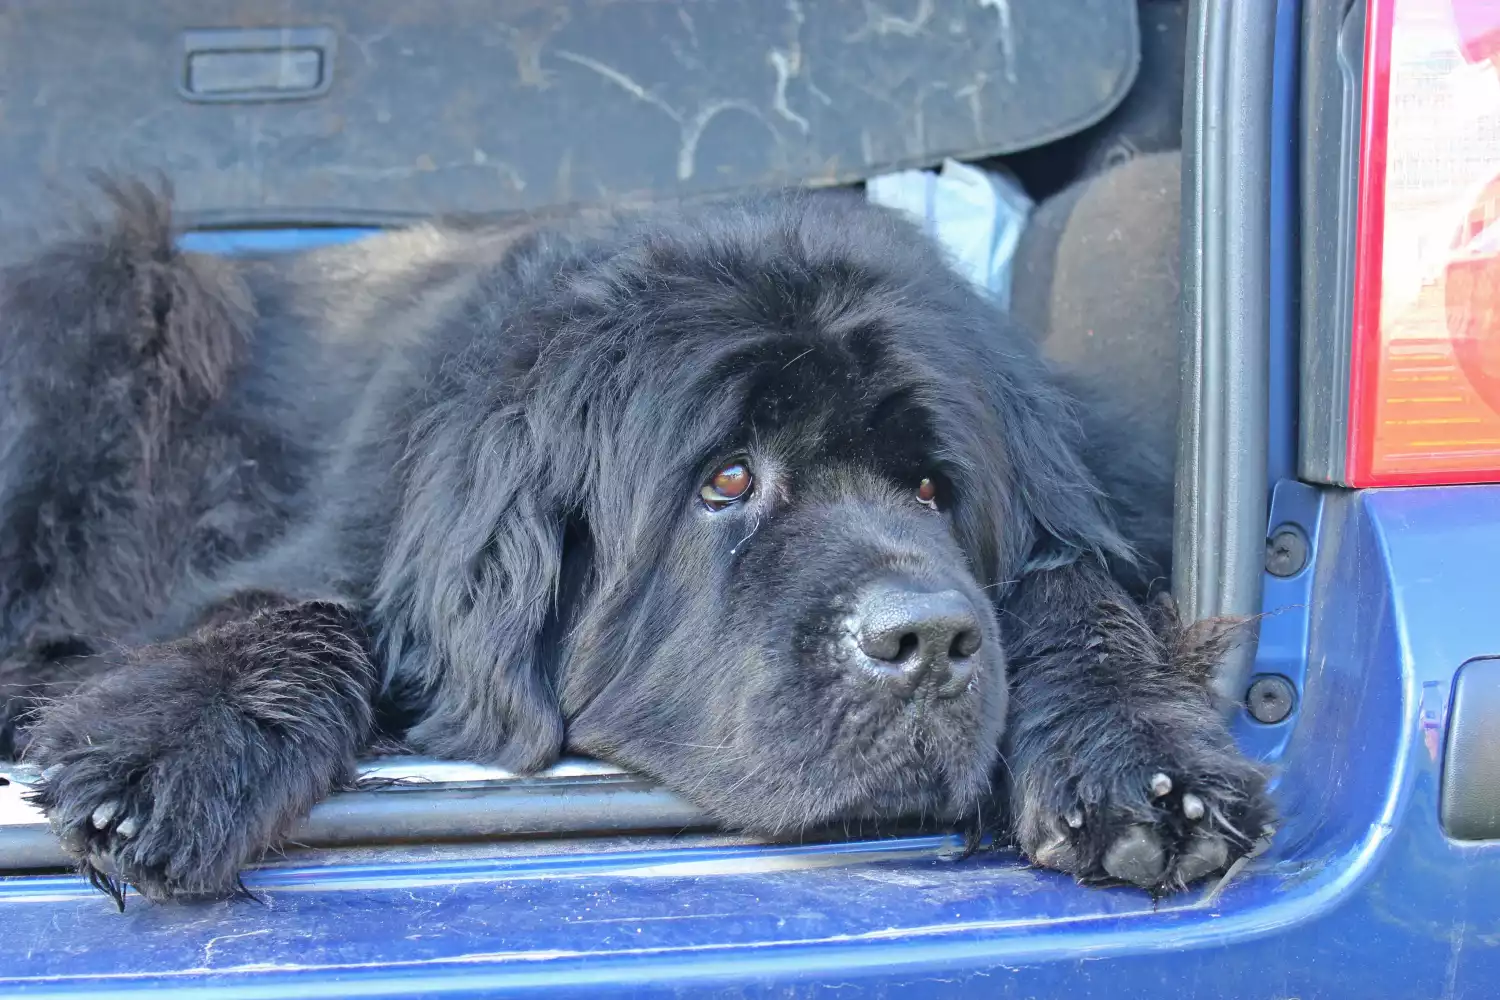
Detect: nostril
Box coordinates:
(950, 628, 982, 659)
(894, 632, 921, 663)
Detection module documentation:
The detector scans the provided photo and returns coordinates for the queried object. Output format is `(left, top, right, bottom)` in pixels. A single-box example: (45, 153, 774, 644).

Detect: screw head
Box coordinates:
(1246, 674, 1297, 725)
(1265, 525, 1309, 578)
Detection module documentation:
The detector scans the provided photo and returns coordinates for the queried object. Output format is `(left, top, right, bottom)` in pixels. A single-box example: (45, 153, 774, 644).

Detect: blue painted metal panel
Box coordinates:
(2, 487, 1497, 997)
(1235, 478, 1322, 762)
(178, 229, 378, 255)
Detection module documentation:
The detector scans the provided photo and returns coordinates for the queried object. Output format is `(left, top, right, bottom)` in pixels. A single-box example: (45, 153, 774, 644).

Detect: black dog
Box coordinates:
(0, 181, 1271, 905)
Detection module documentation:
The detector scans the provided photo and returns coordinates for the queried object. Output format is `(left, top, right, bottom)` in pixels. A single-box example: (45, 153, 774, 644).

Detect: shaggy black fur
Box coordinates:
(0, 181, 1272, 905)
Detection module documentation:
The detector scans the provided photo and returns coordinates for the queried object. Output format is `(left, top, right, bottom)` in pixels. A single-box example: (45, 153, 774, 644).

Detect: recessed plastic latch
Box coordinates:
(1441, 657, 1500, 840)
(179, 27, 336, 103)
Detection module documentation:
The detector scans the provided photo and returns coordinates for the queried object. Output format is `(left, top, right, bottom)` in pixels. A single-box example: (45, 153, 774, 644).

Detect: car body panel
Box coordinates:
(3, 487, 1497, 998)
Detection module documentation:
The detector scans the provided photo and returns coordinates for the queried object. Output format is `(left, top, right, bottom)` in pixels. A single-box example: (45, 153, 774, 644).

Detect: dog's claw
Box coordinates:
(1103, 825, 1167, 887)
(1149, 772, 1172, 798)
(1181, 792, 1206, 821)
(115, 816, 139, 839)
(1065, 809, 1084, 829)
(90, 801, 119, 829)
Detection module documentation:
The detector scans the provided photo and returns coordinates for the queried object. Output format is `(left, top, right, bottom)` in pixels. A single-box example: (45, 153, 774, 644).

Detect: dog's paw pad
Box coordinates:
(1102, 824, 1167, 887)
(1020, 760, 1270, 894)
(1174, 832, 1230, 885)
(1031, 835, 1075, 869)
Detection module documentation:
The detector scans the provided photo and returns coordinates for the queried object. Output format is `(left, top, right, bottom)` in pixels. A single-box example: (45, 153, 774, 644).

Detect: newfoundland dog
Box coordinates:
(0, 181, 1271, 906)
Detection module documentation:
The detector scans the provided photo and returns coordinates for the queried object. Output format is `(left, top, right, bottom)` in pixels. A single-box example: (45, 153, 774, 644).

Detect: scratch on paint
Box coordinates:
(976, 0, 1019, 84)
(769, 0, 811, 133)
(554, 50, 766, 180)
(202, 929, 272, 967)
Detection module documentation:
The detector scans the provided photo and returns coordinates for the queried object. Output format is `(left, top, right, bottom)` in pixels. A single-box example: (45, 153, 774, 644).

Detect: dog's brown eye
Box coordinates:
(917, 478, 938, 510)
(702, 462, 753, 508)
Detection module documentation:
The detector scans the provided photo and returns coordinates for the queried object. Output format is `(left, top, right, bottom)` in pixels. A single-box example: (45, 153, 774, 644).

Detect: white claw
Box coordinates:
(1065, 810, 1084, 829)
(90, 801, 118, 829)
(1150, 773, 1173, 798)
(115, 816, 139, 839)
(1182, 792, 1206, 820)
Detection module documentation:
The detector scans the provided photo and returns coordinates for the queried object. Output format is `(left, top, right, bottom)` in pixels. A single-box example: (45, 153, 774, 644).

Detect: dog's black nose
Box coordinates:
(853, 585, 982, 696)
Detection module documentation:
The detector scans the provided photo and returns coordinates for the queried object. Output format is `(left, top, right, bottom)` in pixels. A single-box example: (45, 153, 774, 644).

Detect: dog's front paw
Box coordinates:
(22, 649, 323, 907)
(26, 694, 261, 906)
(1011, 725, 1273, 893)
(27, 736, 240, 907)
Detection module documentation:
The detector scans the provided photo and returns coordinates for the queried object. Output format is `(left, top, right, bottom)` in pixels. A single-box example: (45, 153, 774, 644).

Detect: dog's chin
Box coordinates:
(784, 666, 1005, 835)
(727, 769, 992, 840)
(566, 635, 1006, 839)
(698, 719, 999, 839)
(810, 774, 990, 834)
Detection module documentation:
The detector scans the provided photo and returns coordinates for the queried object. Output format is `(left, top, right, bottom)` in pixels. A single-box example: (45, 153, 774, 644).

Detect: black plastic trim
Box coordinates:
(179, 27, 337, 104)
(1442, 657, 1500, 841)
(0, 758, 712, 871)
(0, 0, 1141, 232)
(1298, 0, 1365, 485)
(1177, 0, 1276, 701)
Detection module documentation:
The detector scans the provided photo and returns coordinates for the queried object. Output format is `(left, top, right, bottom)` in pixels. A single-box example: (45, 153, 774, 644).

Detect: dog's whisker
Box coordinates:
(642, 738, 735, 750)
(728, 515, 761, 558)
(780, 347, 815, 370)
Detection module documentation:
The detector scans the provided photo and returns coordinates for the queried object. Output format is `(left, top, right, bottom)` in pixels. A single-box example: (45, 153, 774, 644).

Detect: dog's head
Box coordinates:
(376, 193, 1128, 834)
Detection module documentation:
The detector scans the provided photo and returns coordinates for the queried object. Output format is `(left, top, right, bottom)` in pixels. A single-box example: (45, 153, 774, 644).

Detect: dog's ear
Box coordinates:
(373, 402, 567, 772)
(940, 310, 1136, 592)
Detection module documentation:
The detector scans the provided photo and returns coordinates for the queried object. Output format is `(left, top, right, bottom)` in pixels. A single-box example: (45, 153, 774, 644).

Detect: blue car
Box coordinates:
(2, 0, 1498, 995)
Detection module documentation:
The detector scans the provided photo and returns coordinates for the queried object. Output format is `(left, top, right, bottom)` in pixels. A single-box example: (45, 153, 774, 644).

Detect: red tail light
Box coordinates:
(1348, 0, 1500, 486)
